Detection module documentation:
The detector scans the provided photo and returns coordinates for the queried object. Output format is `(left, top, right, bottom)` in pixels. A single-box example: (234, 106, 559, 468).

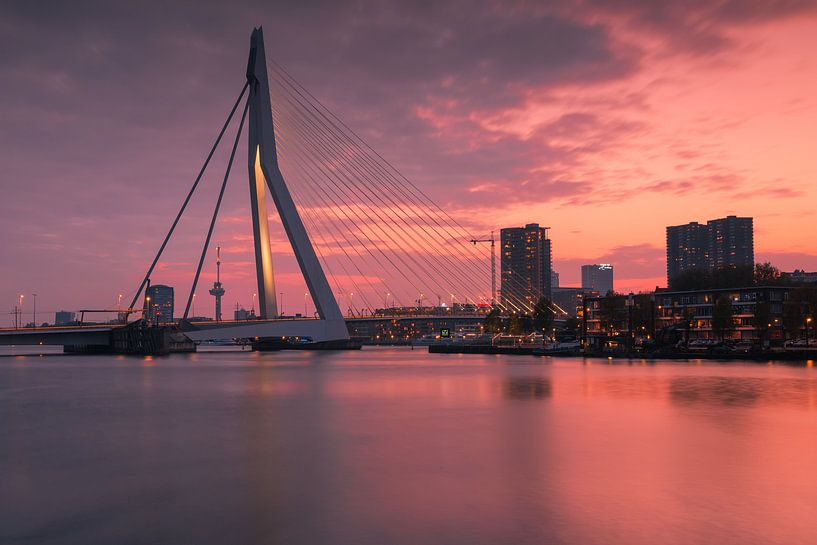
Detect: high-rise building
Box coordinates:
(666, 215, 754, 285)
(146, 284, 174, 324)
(706, 215, 754, 270)
(551, 270, 560, 289)
(581, 264, 614, 295)
(500, 223, 552, 309)
(666, 221, 710, 283)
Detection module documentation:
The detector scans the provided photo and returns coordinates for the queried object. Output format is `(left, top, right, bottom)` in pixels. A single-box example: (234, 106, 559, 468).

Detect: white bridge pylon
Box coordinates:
(185, 27, 348, 343)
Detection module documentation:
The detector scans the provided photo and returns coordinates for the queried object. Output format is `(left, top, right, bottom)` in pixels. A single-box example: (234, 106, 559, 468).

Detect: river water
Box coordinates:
(1, 347, 816, 545)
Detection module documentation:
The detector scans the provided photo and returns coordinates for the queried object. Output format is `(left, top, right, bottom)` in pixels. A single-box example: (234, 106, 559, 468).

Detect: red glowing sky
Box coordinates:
(1, 1, 816, 321)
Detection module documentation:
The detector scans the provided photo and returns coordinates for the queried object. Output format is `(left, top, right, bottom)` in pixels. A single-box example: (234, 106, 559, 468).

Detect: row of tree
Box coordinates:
(670, 262, 798, 291)
(483, 297, 559, 335)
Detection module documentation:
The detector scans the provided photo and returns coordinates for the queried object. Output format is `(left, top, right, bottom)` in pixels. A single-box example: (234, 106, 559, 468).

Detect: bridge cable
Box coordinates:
(183, 96, 250, 320)
(284, 162, 397, 312)
(270, 74, 531, 313)
(128, 82, 249, 313)
(268, 63, 532, 310)
(272, 100, 471, 306)
(274, 131, 414, 306)
(274, 119, 442, 305)
(271, 86, 485, 305)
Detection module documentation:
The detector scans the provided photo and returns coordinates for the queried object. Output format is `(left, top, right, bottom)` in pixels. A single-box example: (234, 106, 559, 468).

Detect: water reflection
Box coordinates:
(669, 376, 817, 408)
(504, 377, 551, 400)
(670, 376, 762, 406)
(2, 351, 817, 545)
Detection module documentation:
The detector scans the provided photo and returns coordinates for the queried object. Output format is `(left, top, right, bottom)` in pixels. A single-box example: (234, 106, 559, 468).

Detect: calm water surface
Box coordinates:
(1, 348, 816, 545)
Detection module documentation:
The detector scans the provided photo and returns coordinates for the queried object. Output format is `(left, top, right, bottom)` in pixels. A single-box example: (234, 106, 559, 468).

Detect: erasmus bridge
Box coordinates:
(0, 28, 543, 353)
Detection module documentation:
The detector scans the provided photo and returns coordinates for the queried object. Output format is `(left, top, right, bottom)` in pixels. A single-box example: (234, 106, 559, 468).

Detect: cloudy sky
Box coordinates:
(1, 0, 816, 321)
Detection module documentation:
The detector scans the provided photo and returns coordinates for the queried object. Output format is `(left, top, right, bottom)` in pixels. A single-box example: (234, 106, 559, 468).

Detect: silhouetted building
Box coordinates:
(667, 215, 754, 285)
(551, 270, 560, 289)
(234, 306, 256, 321)
(667, 221, 710, 284)
(55, 311, 76, 326)
(707, 215, 754, 270)
(581, 264, 614, 294)
(146, 284, 174, 324)
(500, 223, 552, 309)
(552, 287, 598, 318)
(785, 270, 817, 284)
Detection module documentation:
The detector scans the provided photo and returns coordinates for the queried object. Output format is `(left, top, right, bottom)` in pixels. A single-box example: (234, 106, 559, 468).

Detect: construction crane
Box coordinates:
(470, 231, 496, 306)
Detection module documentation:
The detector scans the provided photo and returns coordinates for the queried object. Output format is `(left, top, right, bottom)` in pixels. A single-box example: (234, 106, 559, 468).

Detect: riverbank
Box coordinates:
(428, 343, 817, 361)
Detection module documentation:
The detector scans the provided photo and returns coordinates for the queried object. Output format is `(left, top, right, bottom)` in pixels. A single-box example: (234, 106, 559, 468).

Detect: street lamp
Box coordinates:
(807, 317, 813, 347)
(19, 294, 24, 328)
(32, 293, 37, 329)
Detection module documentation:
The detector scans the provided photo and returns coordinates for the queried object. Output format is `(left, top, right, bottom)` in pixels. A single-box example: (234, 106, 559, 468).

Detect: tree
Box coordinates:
(783, 302, 803, 340)
(670, 268, 711, 291)
(484, 308, 503, 333)
(711, 295, 735, 341)
(753, 301, 772, 345)
(682, 306, 696, 347)
(532, 297, 556, 333)
(561, 317, 580, 337)
(630, 293, 654, 337)
(711, 264, 754, 288)
(754, 262, 783, 285)
(671, 265, 754, 290)
(598, 294, 624, 336)
(507, 313, 523, 335)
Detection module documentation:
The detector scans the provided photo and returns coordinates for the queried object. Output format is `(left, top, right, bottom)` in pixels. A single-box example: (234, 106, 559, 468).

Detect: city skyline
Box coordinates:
(2, 1, 817, 317)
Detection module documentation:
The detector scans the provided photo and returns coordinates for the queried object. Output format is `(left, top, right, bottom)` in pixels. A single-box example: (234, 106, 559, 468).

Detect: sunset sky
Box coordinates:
(1, 0, 816, 322)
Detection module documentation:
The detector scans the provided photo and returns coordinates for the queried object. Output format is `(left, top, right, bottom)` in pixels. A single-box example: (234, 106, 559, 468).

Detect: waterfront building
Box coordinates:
(581, 264, 613, 295)
(500, 223, 552, 309)
(666, 215, 754, 285)
(584, 285, 793, 342)
(146, 284, 174, 324)
(54, 310, 76, 326)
